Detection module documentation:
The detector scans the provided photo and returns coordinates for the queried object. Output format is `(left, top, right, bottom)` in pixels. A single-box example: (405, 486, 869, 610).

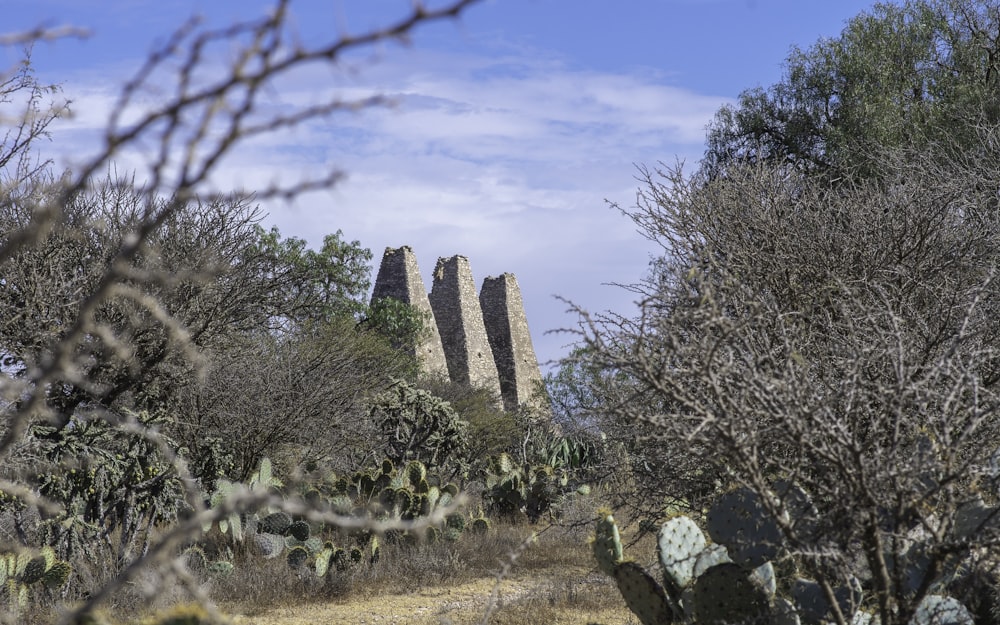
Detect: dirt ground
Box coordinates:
(223, 564, 632, 625)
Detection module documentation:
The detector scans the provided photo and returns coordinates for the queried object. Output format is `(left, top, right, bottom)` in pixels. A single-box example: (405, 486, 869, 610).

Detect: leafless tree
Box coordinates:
(574, 136, 1000, 623)
(170, 317, 411, 483)
(0, 2, 479, 622)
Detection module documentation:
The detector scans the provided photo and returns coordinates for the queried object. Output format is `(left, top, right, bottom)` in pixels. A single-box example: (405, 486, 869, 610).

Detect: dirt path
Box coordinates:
(225, 566, 627, 625)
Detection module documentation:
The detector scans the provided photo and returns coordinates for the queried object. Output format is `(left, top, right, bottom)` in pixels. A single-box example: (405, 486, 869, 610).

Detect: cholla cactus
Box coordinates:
(0, 547, 73, 616)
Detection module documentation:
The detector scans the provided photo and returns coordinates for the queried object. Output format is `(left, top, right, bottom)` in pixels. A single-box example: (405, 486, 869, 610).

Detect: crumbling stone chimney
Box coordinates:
(372, 247, 548, 415)
(479, 273, 547, 414)
(370, 246, 448, 378)
(429, 255, 502, 399)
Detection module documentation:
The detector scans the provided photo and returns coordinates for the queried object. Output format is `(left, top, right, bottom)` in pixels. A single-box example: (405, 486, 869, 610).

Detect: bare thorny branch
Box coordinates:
(0, 1, 482, 621)
(570, 147, 1000, 622)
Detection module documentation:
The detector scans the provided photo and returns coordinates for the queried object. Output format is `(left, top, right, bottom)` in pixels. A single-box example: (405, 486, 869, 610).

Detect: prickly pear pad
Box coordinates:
(593, 513, 623, 576)
(613, 561, 674, 625)
(692, 562, 770, 625)
(911, 594, 974, 625)
(657, 515, 707, 591)
(707, 487, 782, 568)
(791, 576, 863, 625)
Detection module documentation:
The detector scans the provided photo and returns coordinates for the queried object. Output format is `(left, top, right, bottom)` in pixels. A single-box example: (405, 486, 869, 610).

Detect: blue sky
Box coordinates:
(6, 0, 882, 369)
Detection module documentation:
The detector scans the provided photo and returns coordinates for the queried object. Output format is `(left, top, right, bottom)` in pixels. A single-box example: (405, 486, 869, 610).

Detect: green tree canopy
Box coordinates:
(703, 0, 1000, 179)
(250, 225, 373, 329)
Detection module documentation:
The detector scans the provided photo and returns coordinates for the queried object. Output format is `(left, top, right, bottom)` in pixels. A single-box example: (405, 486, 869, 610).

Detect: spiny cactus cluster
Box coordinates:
(203, 458, 285, 541)
(198, 457, 487, 580)
(314, 458, 483, 544)
(246, 511, 380, 576)
(36, 411, 185, 565)
(369, 378, 470, 474)
(594, 483, 986, 625)
(483, 452, 590, 522)
(306, 458, 449, 515)
(307, 536, 380, 577)
(0, 546, 72, 614)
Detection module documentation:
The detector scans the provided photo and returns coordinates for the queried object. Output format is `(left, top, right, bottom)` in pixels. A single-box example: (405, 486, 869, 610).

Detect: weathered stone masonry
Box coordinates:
(429, 255, 502, 397)
(480, 273, 543, 413)
(371, 247, 546, 414)
(370, 246, 449, 378)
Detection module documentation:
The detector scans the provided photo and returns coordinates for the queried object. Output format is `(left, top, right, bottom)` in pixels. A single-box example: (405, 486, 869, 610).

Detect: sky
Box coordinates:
(4, 0, 884, 371)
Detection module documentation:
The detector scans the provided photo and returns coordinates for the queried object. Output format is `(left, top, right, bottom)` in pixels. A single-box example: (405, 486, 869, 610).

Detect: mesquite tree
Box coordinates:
(704, 0, 1000, 180)
(573, 138, 1000, 623)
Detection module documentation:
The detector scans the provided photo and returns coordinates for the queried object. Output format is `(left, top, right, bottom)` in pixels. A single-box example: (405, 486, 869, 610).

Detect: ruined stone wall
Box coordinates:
(428, 256, 502, 398)
(371, 247, 548, 415)
(480, 273, 545, 413)
(370, 246, 448, 378)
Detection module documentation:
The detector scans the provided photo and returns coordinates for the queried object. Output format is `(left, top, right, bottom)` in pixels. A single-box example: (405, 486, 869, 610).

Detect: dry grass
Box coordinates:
(216, 520, 638, 625)
(482, 575, 635, 625)
(214, 490, 652, 624)
(212, 521, 584, 614)
(23, 493, 637, 624)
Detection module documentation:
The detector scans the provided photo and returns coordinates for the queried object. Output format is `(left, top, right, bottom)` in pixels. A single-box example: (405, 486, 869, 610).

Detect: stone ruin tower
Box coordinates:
(371, 248, 548, 414)
(428, 255, 503, 399)
(370, 246, 448, 378)
(480, 273, 544, 413)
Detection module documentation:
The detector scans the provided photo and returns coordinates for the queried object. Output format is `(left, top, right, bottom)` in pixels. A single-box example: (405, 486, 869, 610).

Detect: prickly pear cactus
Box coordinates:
(470, 516, 490, 534)
(302, 537, 323, 554)
(380, 459, 394, 476)
(692, 543, 731, 579)
(593, 512, 624, 576)
(368, 535, 380, 565)
(20, 555, 49, 585)
(773, 479, 819, 542)
(404, 460, 427, 486)
(206, 479, 243, 540)
(249, 457, 283, 492)
(207, 561, 234, 576)
(613, 561, 674, 625)
(692, 562, 771, 625)
(791, 577, 863, 625)
(910, 594, 974, 625)
(287, 520, 310, 542)
(591, 485, 983, 625)
(41, 560, 72, 590)
(253, 533, 285, 559)
(749, 561, 776, 598)
(331, 548, 348, 571)
(658, 515, 707, 591)
(444, 512, 466, 541)
(286, 546, 309, 569)
(259, 511, 292, 536)
(0, 547, 72, 617)
(315, 546, 334, 578)
(707, 487, 782, 569)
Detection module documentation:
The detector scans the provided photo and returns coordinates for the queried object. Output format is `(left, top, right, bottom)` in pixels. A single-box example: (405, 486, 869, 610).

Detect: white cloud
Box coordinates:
(36, 39, 730, 368)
